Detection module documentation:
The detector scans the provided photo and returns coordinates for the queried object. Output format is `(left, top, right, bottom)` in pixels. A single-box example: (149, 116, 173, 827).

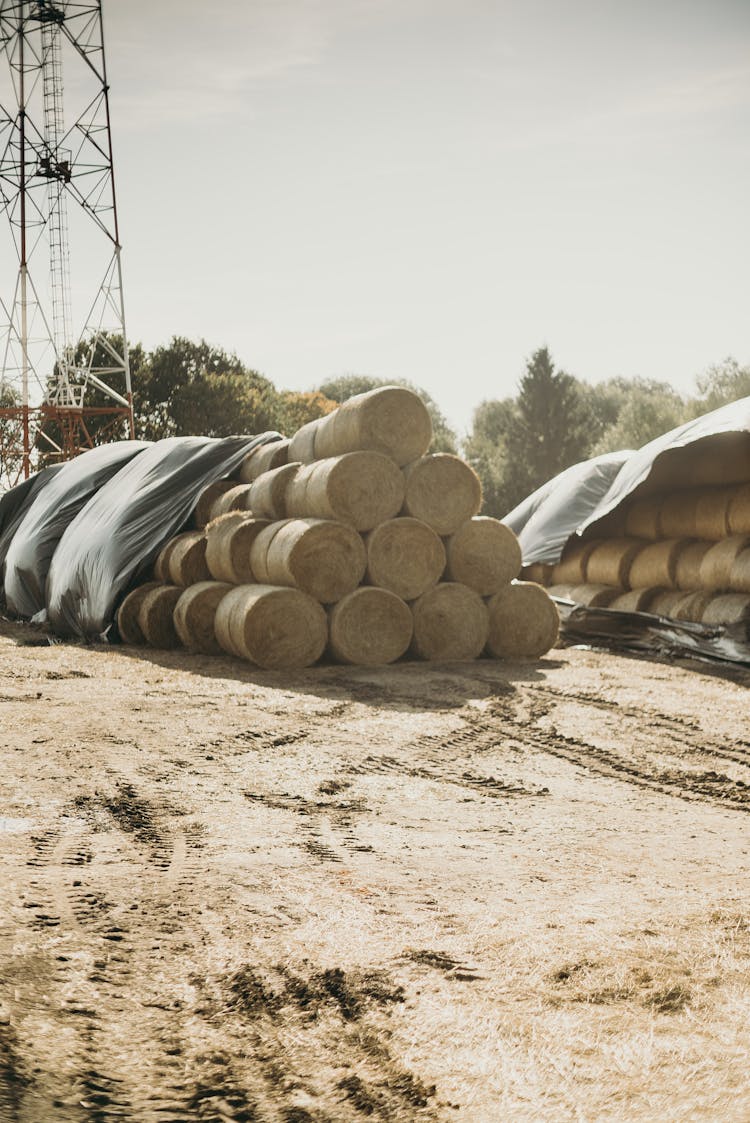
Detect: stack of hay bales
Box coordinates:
(117, 386, 559, 668)
(525, 474, 750, 628)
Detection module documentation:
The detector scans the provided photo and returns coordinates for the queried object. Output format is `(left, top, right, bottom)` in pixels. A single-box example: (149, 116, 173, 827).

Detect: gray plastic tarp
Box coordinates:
(46, 432, 279, 640)
(0, 465, 65, 599)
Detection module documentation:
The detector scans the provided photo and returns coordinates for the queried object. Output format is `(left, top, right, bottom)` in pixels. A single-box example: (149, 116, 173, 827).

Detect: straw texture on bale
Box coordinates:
(205, 514, 271, 584)
(660, 488, 731, 541)
(173, 581, 233, 654)
(194, 480, 234, 529)
(288, 420, 322, 464)
(208, 483, 253, 521)
(522, 563, 553, 585)
(669, 590, 716, 622)
(214, 584, 327, 669)
(248, 462, 301, 520)
(585, 538, 642, 588)
(569, 584, 623, 607)
(401, 454, 482, 535)
(647, 589, 688, 617)
(549, 539, 599, 586)
(285, 452, 405, 531)
(627, 539, 685, 590)
(729, 549, 750, 593)
(485, 581, 559, 659)
(610, 588, 660, 615)
(546, 584, 576, 601)
(250, 517, 366, 604)
(138, 585, 183, 649)
(674, 540, 712, 590)
(154, 533, 192, 582)
(645, 434, 750, 491)
(328, 587, 413, 665)
(313, 385, 433, 466)
(701, 593, 750, 625)
(698, 535, 750, 591)
(167, 531, 211, 587)
(364, 517, 445, 601)
(238, 439, 291, 483)
(728, 485, 750, 535)
(443, 516, 521, 595)
(116, 581, 162, 645)
(410, 582, 489, 662)
(624, 497, 662, 540)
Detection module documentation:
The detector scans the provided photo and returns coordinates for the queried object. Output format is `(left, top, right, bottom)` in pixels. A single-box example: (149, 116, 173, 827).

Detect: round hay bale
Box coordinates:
(206, 514, 271, 584)
(658, 490, 730, 541)
(728, 485, 750, 535)
(697, 535, 750, 591)
(173, 581, 233, 653)
(216, 584, 328, 669)
(364, 517, 446, 601)
(401, 455, 482, 535)
(675, 540, 712, 590)
(549, 539, 599, 586)
(485, 581, 559, 659)
(658, 491, 699, 539)
(569, 584, 623, 607)
(284, 451, 405, 531)
(627, 539, 685, 590)
(238, 439, 291, 483)
(248, 462, 301, 519)
(289, 419, 323, 464)
(314, 385, 432, 466)
(700, 592, 750, 626)
(116, 581, 163, 645)
(669, 590, 716, 622)
(167, 531, 211, 587)
(729, 548, 750, 594)
(443, 516, 521, 594)
(209, 483, 253, 521)
(328, 587, 413, 665)
(250, 517, 366, 604)
(154, 532, 192, 582)
(521, 563, 553, 585)
(647, 589, 687, 617)
(410, 582, 489, 661)
(624, 496, 662, 540)
(585, 538, 642, 587)
(608, 588, 661, 612)
(194, 480, 234, 529)
(138, 585, 183, 648)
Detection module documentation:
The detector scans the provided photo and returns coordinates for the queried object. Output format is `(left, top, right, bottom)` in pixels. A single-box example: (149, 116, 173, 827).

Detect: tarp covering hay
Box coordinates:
(328, 587, 413, 665)
(205, 514, 271, 584)
(173, 581, 233, 654)
(285, 452, 405, 531)
(401, 454, 482, 535)
(214, 584, 327, 669)
(410, 582, 489, 661)
(444, 517, 522, 595)
(364, 517, 445, 601)
(138, 585, 183, 649)
(249, 518, 366, 604)
(486, 581, 560, 659)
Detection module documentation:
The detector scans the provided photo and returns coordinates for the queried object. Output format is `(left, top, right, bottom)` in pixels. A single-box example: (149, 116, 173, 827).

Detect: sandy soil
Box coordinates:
(0, 620, 749, 1122)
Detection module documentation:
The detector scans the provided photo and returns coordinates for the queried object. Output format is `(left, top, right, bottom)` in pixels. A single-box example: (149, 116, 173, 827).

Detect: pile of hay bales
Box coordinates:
(118, 386, 558, 668)
(525, 477, 750, 627)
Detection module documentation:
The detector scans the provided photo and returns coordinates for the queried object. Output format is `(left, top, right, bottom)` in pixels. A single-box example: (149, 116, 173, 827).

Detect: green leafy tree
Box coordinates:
(275, 390, 338, 435)
(318, 374, 458, 454)
(134, 337, 281, 440)
(462, 397, 517, 518)
(591, 378, 688, 454)
(692, 357, 750, 414)
(0, 382, 25, 487)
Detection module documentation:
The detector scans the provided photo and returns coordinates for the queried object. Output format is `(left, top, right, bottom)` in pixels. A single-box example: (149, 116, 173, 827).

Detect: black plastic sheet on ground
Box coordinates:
(555, 598, 750, 668)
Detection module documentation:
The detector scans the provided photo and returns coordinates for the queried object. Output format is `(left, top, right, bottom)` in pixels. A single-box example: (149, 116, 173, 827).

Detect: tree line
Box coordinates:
(2, 335, 749, 516)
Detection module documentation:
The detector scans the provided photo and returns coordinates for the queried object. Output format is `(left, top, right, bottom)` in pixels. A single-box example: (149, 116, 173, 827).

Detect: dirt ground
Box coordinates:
(0, 620, 749, 1123)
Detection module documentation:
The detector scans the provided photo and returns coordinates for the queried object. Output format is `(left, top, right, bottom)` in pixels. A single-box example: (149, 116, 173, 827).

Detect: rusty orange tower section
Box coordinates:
(0, 0, 133, 490)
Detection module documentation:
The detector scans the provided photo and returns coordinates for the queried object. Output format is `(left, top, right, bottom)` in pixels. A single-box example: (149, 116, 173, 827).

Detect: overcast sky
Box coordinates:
(102, 0, 749, 432)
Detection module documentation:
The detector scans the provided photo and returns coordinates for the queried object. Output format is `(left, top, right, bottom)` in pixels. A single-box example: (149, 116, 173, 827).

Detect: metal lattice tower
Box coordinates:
(0, 0, 133, 489)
